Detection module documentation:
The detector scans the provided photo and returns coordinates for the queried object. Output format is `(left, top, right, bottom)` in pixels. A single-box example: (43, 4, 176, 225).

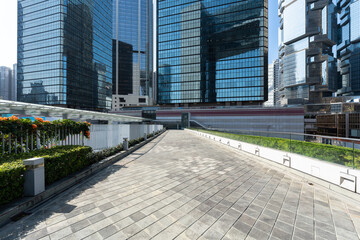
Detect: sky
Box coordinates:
(0, 1, 279, 69)
(268, 0, 280, 64)
(0, 1, 17, 69)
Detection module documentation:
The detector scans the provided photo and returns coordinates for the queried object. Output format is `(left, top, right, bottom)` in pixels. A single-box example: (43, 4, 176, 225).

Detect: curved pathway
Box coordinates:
(1, 130, 360, 240)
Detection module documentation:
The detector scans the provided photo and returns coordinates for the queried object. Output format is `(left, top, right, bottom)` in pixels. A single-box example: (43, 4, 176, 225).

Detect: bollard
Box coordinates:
(144, 133, 147, 141)
(123, 138, 129, 151)
(23, 157, 45, 196)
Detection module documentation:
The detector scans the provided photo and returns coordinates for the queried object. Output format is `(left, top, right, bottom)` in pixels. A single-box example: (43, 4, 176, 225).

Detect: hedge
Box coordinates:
(195, 129, 360, 169)
(44, 146, 92, 185)
(0, 160, 26, 205)
(0, 146, 91, 205)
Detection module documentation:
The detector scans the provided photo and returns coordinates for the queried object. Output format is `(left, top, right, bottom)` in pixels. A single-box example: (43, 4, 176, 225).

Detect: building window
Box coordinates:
(139, 98, 146, 103)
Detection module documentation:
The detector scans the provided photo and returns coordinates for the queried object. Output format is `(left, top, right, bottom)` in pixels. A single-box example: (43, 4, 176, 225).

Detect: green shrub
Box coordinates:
(0, 160, 26, 205)
(44, 146, 92, 185)
(86, 144, 124, 164)
(196, 129, 360, 169)
(0, 145, 92, 205)
(129, 137, 144, 147)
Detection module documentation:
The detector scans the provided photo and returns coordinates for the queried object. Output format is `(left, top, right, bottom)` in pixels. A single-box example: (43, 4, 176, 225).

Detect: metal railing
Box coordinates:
(1, 128, 85, 155)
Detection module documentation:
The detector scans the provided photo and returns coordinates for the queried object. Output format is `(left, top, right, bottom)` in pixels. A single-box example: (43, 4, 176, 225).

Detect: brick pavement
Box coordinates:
(0, 130, 360, 239)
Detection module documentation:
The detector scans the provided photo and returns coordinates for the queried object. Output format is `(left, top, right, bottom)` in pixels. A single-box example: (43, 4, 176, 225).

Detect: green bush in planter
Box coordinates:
(0, 160, 26, 205)
(86, 144, 124, 164)
(0, 145, 92, 205)
(44, 146, 92, 185)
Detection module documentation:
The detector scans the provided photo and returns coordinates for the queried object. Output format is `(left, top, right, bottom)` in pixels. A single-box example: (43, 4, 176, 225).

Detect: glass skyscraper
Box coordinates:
(278, 0, 338, 105)
(336, 0, 360, 96)
(0, 66, 13, 100)
(157, 0, 268, 105)
(112, 0, 153, 110)
(17, 0, 113, 111)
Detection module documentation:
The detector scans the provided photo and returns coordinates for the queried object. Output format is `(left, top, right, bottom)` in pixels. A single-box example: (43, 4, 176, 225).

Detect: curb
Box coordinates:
(0, 130, 166, 227)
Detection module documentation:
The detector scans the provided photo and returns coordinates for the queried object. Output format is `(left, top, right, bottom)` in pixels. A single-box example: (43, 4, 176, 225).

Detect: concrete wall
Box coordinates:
(85, 124, 163, 151)
(188, 129, 360, 195)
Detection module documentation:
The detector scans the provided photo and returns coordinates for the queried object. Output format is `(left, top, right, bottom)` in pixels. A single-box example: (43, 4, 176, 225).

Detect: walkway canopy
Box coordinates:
(0, 100, 143, 122)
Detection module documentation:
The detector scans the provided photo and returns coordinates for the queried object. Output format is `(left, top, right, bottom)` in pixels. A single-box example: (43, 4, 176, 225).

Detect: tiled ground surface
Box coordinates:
(1, 130, 360, 240)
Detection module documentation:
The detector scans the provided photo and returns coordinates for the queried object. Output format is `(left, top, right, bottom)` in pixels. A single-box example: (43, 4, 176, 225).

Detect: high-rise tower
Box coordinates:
(112, 0, 153, 110)
(336, 0, 360, 96)
(17, 0, 113, 111)
(278, 0, 338, 105)
(157, 0, 268, 106)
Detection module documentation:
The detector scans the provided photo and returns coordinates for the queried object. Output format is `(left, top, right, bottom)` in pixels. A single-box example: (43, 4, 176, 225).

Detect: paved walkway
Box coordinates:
(1, 130, 360, 240)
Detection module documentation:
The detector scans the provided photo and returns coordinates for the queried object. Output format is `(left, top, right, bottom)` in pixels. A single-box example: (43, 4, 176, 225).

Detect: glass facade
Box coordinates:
(17, 0, 113, 111)
(157, 0, 268, 104)
(278, 0, 337, 105)
(112, 0, 153, 108)
(337, 0, 360, 96)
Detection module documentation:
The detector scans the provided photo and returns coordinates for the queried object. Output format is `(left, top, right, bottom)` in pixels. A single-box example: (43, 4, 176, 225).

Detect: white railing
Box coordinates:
(84, 124, 164, 151)
(0, 124, 164, 154)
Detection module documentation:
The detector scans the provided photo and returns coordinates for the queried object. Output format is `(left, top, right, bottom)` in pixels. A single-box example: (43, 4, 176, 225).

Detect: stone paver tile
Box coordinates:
(142, 222, 165, 238)
(49, 227, 73, 240)
(82, 232, 103, 240)
(70, 219, 91, 233)
(23, 228, 49, 240)
(270, 227, 293, 239)
(223, 227, 247, 240)
(246, 228, 270, 240)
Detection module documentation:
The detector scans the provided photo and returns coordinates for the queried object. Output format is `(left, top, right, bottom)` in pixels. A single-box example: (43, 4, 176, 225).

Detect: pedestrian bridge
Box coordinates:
(1, 131, 360, 239)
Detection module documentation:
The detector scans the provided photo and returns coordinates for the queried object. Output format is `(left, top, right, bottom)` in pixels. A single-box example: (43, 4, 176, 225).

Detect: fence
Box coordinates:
(1, 124, 164, 154)
(84, 124, 164, 151)
(0, 128, 86, 155)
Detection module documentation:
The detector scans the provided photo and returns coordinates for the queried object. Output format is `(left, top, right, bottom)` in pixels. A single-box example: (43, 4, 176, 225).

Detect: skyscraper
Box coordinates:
(157, 0, 268, 105)
(336, 0, 360, 96)
(112, 0, 153, 110)
(264, 59, 279, 106)
(12, 64, 17, 101)
(17, 0, 113, 111)
(0, 66, 12, 100)
(278, 0, 338, 105)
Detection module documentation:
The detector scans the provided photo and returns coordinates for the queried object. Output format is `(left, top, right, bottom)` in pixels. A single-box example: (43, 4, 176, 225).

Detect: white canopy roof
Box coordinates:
(0, 100, 143, 122)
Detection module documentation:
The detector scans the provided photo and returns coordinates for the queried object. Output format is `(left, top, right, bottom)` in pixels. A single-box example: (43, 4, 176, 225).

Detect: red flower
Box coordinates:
(9, 115, 19, 121)
(85, 131, 90, 138)
(35, 117, 44, 122)
(32, 124, 37, 129)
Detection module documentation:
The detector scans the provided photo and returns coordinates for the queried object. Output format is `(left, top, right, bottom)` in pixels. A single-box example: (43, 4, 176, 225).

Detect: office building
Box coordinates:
(0, 66, 12, 100)
(336, 0, 360, 96)
(112, 0, 153, 110)
(157, 0, 268, 105)
(264, 59, 279, 106)
(278, 0, 338, 105)
(273, 59, 281, 106)
(17, 0, 113, 111)
(12, 64, 17, 101)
